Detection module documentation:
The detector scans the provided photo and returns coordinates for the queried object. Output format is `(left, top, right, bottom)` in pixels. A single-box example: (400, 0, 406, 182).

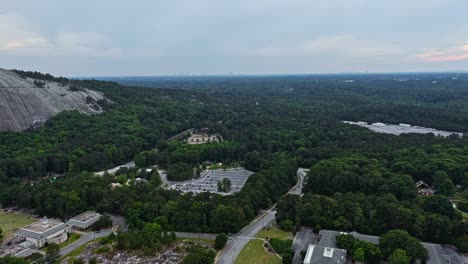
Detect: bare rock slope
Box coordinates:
(0, 68, 107, 131)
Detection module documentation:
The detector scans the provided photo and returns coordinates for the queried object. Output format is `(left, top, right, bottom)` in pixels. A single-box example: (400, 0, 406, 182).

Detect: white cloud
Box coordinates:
(0, 14, 51, 52)
(248, 35, 403, 58)
(418, 43, 468, 62)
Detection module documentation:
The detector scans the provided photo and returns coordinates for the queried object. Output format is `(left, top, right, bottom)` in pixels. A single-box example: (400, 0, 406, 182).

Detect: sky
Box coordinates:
(1, 0, 468, 76)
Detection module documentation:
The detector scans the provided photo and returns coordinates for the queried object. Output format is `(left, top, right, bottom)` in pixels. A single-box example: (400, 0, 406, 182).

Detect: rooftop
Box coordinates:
(304, 244, 347, 264)
(0, 245, 30, 257)
(320, 230, 451, 264)
(69, 211, 100, 223)
(21, 218, 63, 234)
(16, 218, 68, 240)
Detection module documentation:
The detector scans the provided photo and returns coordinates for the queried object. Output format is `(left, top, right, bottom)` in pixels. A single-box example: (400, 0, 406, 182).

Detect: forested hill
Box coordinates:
(103, 73, 468, 132)
(0, 68, 109, 131)
(1, 70, 468, 252)
(0, 71, 226, 178)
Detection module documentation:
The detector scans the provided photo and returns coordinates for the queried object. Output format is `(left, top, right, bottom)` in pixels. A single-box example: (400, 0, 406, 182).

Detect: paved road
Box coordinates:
(216, 168, 307, 264)
(292, 228, 315, 264)
(215, 210, 276, 264)
(60, 230, 112, 256)
(290, 168, 309, 195)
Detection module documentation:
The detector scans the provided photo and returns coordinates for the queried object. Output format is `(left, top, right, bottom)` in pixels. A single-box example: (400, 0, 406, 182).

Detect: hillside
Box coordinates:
(0, 68, 107, 131)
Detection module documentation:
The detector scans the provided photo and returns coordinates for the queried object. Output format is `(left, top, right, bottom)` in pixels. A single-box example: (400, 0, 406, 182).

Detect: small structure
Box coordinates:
(0, 244, 34, 258)
(416, 180, 435, 196)
(187, 133, 220, 145)
(66, 211, 101, 230)
(202, 160, 214, 167)
(15, 217, 70, 248)
(303, 244, 347, 264)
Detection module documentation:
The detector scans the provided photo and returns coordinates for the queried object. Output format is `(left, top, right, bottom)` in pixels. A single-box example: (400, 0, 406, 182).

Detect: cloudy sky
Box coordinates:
(1, 0, 468, 76)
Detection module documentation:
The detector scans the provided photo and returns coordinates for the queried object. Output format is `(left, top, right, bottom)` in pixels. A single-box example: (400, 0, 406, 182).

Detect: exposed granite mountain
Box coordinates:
(0, 68, 107, 131)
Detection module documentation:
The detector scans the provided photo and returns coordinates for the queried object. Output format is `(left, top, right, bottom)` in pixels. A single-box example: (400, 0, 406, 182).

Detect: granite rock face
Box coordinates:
(0, 68, 107, 131)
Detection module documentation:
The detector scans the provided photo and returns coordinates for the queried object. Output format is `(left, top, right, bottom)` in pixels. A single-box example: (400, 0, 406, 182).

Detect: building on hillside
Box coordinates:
(416, 180, 435, 196)
(66, 211, 101, 230)
(187, 133, 220, 144)
(15, 217, 70, 248)
(303, 244, 347, 264)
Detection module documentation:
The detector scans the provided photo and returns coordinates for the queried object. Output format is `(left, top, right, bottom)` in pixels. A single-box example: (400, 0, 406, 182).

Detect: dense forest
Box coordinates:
(1, 72, 468, 260)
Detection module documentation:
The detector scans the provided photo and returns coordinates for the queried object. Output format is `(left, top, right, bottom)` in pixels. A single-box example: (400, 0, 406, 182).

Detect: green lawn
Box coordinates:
(60, 233, 81, 248)
(256, 228, 292, 240)
(65, 240, 94, 258)
(234, 239, 281, 264)
(0, 212, 35, 238)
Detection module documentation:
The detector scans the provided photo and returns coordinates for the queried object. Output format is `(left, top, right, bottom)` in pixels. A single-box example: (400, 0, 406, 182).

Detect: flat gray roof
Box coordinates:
(16, 219, 67, 240)
(320, 230, 450, 264)
(304, 244, 347, 264)
(66, 211, 101, 228)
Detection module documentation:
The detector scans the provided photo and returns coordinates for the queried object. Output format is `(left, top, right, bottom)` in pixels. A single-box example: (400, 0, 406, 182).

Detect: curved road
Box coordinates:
(60, 230, 112, 256)
(215, 209, 276, 264)
(216, 168, 307, 264)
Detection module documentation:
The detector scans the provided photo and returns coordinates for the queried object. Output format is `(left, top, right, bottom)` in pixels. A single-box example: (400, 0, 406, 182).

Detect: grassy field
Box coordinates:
(65, 240, 95, 258)
(0, 211, 35, 238)
(60, 233, 81, 248)
(256, 228, 292, 240)
(234, 239, 281, 264)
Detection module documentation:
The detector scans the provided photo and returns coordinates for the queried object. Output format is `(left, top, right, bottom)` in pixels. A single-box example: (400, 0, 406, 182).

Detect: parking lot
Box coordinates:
(170, 168, 253, 195)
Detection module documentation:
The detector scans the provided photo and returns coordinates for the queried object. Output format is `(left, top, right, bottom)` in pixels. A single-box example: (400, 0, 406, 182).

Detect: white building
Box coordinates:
(303, 244, 347, 264)
(187, 133, 220, 144)
(15, 217, 70, 248)
(66, 211, 101, 230)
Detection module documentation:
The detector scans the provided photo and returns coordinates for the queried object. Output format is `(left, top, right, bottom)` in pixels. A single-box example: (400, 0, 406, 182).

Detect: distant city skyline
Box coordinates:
(1, 0, 467, 76)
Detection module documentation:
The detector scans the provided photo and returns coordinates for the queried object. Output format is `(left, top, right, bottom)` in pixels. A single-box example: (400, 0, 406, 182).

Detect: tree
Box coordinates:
(457, 200, 468, 212)
(279, 219, 294, 231)
(282, 253, 293, 264)
(72, 258, 85, 264)
(183, 246, 216, 264)
(166, 162, 193, 181)
(134, 152, 147, 168)
(0, 226, 3, 240)
(0, 256, 29, 264)
(433, 171, 455, 196)
(379, 230, 427, 262)
(214, 233, 228, 250)
(45, 243, 61, 264)
(354, 248, 365, 263)
(423, 195, 455, 218)
(389, 249, 410, 264)
(217, 178, 232, 192)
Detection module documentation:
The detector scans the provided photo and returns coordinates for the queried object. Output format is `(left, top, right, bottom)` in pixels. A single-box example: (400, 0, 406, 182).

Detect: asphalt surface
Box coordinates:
(60, 230, 112, 256)
(215, 209, 276, 264)
(292, 228, 316, 264)
(216, 168, 307, 264)
(290, 168, 308, 195)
